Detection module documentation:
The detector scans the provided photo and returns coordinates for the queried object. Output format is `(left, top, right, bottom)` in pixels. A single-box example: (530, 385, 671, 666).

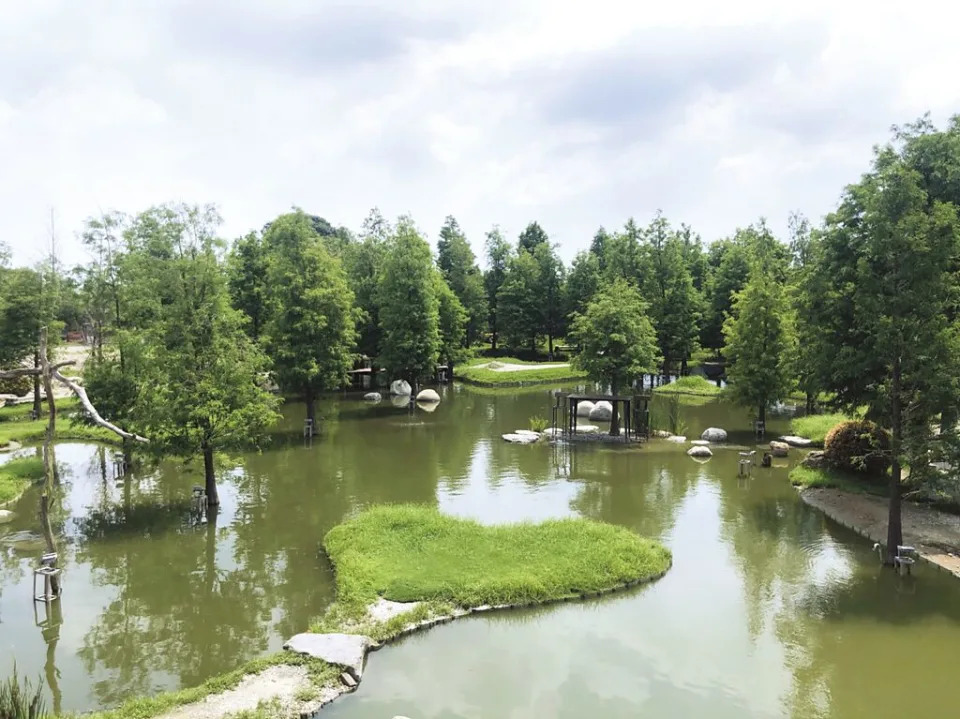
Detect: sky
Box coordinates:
(2, 0, 959, 268)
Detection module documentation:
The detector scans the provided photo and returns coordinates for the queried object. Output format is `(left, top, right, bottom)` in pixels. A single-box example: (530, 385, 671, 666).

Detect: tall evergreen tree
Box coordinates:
(434, 270, 468, 367)
(565, 250, 601, 320)
(570, 278, 659, 435)
(226, 231, 269, 341)
(343, 208, 390, 362)
(483, 226, 511, 350)
(532, 242, 565, 356)
(517, 221, 549, 253)
(497, 250, 542, 351)
(262, 210, 358, 429)
(436, 216, 487, 347)
(378, 217, 440, 386)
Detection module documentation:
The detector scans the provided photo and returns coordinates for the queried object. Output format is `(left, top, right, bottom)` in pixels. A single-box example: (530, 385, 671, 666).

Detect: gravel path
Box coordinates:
(473, 361, 570, 372)
(800, 487, 960, 578)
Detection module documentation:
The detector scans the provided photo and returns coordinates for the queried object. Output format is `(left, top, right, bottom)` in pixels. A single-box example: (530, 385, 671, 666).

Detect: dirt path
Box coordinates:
(473, 361, 570, 372)
(800, 487, 960, 578)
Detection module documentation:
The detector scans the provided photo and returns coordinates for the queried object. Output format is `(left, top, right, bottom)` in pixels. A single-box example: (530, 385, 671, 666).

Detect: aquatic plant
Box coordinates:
(0, 666, 47, 719)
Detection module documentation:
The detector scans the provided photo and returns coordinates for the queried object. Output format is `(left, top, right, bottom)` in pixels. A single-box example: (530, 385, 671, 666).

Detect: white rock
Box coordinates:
(691, 439, 710, 446)
(390, 394, 411, 408)
(367, 598, 422, 623)
(589, 401, 613, 421)
(0, 510, 15, 523)
(687, 445, 713, 457)
(390, 379, 412, 396)
(542, 427, 564, 438)
(0, 440, 21, 453)
(780, 435, 813, 447)
(502, 433, 539, 444)
(769, 440, 789, 457)
(575, 424, 599, 433)
(652, 430, 673, 438)
(576, 400, 595, 417)
(363, 392, 382, 402)
(514, 430, 541, 438)
(416, 388, 440, 402)
(284, 633, 372, 678)
(701, 427, 728, 442)
(416, 400, 438, 413)
(666, 435, 687, 443)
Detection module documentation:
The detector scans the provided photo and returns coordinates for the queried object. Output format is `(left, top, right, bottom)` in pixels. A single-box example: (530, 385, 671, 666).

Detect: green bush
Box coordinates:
(0, 375, 30, 398)
(528, 415, 550, 432)
(655, 375, 722, 397)
(824, 420, 890, 475)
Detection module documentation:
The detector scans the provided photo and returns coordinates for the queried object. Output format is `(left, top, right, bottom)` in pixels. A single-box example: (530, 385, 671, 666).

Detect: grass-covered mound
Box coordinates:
(456, 357, 587, 386)
(0, 398, 117, 447)
(789, 411, 857, 445)
(0, 456, 44, 504)
(319, 505, 670, 625)
(654, 376, 722, 397)
(789, 466, 886, 496)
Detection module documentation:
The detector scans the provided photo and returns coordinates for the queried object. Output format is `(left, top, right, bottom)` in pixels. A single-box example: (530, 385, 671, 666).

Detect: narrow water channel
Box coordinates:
(2, 384, 959, 717)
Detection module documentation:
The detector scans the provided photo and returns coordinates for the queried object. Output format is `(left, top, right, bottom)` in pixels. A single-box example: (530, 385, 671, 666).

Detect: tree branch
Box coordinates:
(51, 369, 149, 443)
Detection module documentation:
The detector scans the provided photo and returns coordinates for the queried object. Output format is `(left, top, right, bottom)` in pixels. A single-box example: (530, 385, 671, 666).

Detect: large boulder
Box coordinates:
(576, 400, 595, 418)
(390, 379, 412, 396)
(589, 401, 613, 421)
(687, 445, 713, 458)
(416, 388, 441, 403)
(769, 441, 789, 457)
(363, 392, 382, 402)
(701, 427, 727, 443)
(801, 450, 826, 469)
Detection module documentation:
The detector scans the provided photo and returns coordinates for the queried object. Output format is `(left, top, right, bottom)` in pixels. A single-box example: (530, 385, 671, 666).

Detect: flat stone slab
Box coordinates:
(666, 435, 687, 443)
(368, 598, 422, 623)
(284, 633, 372, 678)
(690, 439, 710, 446)
(513, 429, 541, 438)
(574, 424, 599, 433)
(780, 435, 813, 447)
(503, 433, 539, 444)
(0, 510, 15, 524)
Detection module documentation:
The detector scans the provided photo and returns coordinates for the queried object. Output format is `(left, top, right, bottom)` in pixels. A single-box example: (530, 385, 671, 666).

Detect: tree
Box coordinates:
(343, 209, 390, 361)
(532, 242, 565, 356)
(569, 278, 659, 435)
(262, 210, 358, 429)
(812, 140, 959, 564)
(434, 271, 468, 367)
(436, 216, 487, 346)
(377, 217, 440, 387)
(786, 212, 823, 412)
(517, 221, 549, 253)
(0, 267, 44, 368)
(131, 204, 280, 506)
(496, 249, 542, 351)
(226, 231, 269, 341)
(722, 257, 794, 428)
(603, 219, 644, 283)
(483, 226, 511, 350)
(565, 250, 601, 320)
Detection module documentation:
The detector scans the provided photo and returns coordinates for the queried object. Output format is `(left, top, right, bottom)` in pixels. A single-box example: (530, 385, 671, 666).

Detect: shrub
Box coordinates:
(528, 415, 550, 432)
(0, 375, 30, 398)
(823, 420, 890, 475)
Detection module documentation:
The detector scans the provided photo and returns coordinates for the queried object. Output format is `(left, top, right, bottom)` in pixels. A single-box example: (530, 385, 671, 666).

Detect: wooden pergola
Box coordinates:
(553, 392, 651, 441)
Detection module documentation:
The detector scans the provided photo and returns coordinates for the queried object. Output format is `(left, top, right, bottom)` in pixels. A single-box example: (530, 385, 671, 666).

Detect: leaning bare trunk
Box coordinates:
(203, 443, 219, 507)
(886, 358, 903, 565)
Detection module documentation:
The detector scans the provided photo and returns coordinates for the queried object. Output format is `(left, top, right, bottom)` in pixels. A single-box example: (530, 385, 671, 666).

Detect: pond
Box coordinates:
(2, 383, 960, 717)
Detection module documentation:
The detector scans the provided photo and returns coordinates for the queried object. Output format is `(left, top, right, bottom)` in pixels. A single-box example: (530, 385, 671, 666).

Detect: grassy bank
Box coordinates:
(456, 359, 587, 386)
(0, 398, 117, 447)
(0, 456, 44, 504)
(789, 466, 886, 496)
(655, 375, 722, 397)
(788, 412, 854, 445)
(313, 504, 671, 637)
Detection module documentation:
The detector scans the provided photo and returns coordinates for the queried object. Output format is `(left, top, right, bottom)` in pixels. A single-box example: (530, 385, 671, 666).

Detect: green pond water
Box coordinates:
(2, 383, 960, 718)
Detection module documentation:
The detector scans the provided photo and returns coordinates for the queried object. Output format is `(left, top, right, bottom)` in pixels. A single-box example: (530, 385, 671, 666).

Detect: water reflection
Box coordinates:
(2, 389, 960, 717)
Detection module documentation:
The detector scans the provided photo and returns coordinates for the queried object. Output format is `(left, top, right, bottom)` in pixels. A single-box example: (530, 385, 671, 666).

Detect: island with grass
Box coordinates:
(77, 505, 671, 719)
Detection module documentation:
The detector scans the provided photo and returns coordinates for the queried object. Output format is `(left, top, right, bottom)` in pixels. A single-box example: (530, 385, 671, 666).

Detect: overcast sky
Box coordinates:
(2, 0, 958, 268)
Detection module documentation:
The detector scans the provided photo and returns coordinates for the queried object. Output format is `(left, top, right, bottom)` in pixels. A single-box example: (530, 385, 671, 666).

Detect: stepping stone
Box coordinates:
(284, 633, 372, 678)
(502, 433, 539, 444)
(687, 445, 713, 458)
(780, 435, 813, 447)
(575, 425, 599, 433)
(666, 435, 687, 443)
(691, 440, 710, 446)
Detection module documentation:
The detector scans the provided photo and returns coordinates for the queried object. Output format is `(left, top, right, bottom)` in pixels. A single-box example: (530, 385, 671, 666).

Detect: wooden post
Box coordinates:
(39, 493, 61, 596)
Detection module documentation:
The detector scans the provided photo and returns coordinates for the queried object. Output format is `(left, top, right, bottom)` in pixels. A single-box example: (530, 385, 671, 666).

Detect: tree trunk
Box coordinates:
(305, 387, 316, 436)
(39, 493, 61, 595)
(806, 392, 815, 415)
(758, 404, 766, 436)
(548, 332, 554, 358)
(122, 436, 133, 471)
(203, 443, 219, 507)
(886, 358, 903, 565)
(610, 380, 620, 436)
(680, 357, 688, 376)
(33, 351, 42, 417)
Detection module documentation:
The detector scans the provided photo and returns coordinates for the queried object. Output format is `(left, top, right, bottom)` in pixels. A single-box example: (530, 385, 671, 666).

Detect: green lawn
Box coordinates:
(654, 375, 723, 397)
(789, 466, 886, 496)
(0, 456, 44, 504)
(789, 412, 856, 445)
(0, 398, 117, 446)
(316, 505, 671, 634)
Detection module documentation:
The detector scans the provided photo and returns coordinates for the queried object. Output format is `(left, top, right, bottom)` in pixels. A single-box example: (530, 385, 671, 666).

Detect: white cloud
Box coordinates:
(1, 0, 959, 268)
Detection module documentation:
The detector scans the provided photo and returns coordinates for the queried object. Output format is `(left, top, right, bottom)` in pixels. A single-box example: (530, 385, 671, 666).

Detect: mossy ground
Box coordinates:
(789, 466, 886, 496)
(312, 504, 671, 639)
(456, 357, 587, 386)
(788, 412, 857, 445)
